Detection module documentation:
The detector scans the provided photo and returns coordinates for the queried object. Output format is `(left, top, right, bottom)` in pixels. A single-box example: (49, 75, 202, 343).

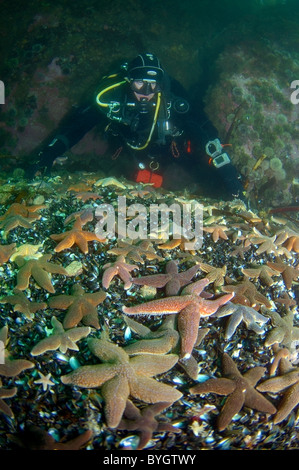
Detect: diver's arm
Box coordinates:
(31, 103, 105, 174)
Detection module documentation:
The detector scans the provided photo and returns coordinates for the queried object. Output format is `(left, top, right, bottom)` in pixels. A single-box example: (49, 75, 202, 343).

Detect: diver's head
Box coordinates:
(126, 52, 164, 101)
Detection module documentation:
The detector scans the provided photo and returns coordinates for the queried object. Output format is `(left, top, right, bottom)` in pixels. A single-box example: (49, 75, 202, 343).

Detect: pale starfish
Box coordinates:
(264, 308, 299, 350)
(48, 284, 106, 329)
(241, 264, 278, 287)
(31, 317, 91, 356)
(34, 371, 55, 391)
(216, 302, 269, 340)
(222, 279, 272, 310)
(249, 227, 291, 257)
(14, 254, 68, 294)
(94, 176, 127, 189)
(50, 218, 106, 254)
(203, 224, 229, 242)
(197, 262, 227, 289)
(257, 356, 299, 424)
(117, 400, 180, 450)
(132, 260, 200, 296)
(61, 336, 182, 428)
(123, 278, 233, 359)
(0, 288, 47, 320)
(108, 239, 163, 263)
(190, 353, 276, 431)
(102, 255, 139, 290)
(10, 243, 43, 262)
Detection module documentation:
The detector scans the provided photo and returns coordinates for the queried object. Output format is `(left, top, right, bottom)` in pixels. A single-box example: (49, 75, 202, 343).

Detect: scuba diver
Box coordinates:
(30, 52, 245, 200)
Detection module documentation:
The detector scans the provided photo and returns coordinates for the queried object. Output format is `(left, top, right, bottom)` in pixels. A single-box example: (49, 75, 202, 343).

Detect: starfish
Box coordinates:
(216, 301, 269, 340)
(73, 191, 102, 202)
(0, 288, 47, 320)
(189, 353, 276, 431)
(48, 284, 106, 329)
(102, 255, 139, 290)
(50, 218, 106, 254)
(0, 381, 17, 417)
(266, 260, 299, 290)
(257, 356, 299, 424)
(94, 176, 127, 189)
(0, 202, 46, 236)
(123, 278, 233, 359)
(108, 240, 163, 264)
(11, 425, 93, 450)
(34, 371, 55, 391)
(0, 243, 16, 264)
(203, 224, 229, 242)
(61, 336, 182, 428)
(64, 208, 94, 226)
(14, 254, 68, 294)
(264, 308, 299, 349)
(221, 279, 272, 310)
(197, 262, 227, 289)
(0, 325, 34, 377)
(31, 317, 91, 356)
(9, 243, 43, 261)
(123, 316, 180, 356)
(132, 260, 200, 296)
(248, 227, 290, 257)
(117, 400, 180, 450)
(241, 264, 278, 287)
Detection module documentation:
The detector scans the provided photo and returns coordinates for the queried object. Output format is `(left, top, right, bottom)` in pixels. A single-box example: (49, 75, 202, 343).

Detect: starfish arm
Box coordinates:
(48, 295, 74, 310)
(200, 293, 234, 317)
(15, 264, 32, 290)
(74, 232, 90, 254)
(31, 335, 62, 355)
(61, 364, 117, 388)
(118, 266, 135, 289)
(102, 267, 118, 289)
(130, 375, 182, 405)
(66, 326, 91, 342)
(165, 278, 182, 296)
(243, 366, 266, 386)
(31, 266, 56, 293)
(218, 388, 245, 431)
(0, 359, 34, 377)
(182, 278, 210, 295)
(179, 264, 201, 284)
(123, 296, 194, 316)
(130, 353, 179, 377)
(190, 378, 236, 395)
(101, 375, 130, 428)
(273, 383, 299, 424)
(244, 388, 277, 414)
(62, 302, 86, 328)
(52, 234, 76, 252)
(264, 328, 286, 347)
(132, 273, 171, 288)
(177, 302, 201, 358)
(224, 310, 243, 340)
(257, 371, 299, 393)
(88, 338, 129, 364)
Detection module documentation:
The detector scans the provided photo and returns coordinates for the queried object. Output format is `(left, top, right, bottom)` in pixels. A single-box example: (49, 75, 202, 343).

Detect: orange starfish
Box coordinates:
(123, 278, 233, 359)
(50, 218, 106, 254)
(0, 243, 16, 264)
